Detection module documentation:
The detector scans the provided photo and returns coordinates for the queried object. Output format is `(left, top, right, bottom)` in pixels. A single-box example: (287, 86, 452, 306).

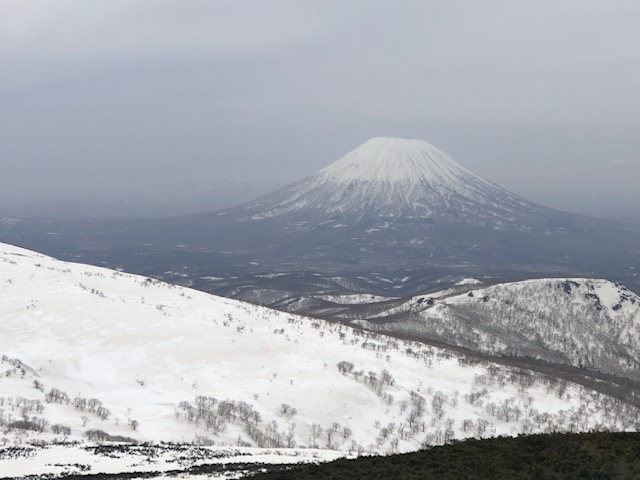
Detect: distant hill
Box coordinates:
(334, 277, 640, 382)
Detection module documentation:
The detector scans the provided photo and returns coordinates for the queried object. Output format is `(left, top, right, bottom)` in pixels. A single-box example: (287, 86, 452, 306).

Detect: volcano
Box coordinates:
(1, 137, 638, 306)
(238, 137, 562, 229)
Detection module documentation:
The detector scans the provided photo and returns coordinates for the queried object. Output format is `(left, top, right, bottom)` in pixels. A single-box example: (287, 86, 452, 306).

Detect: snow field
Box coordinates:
(1, 242, 639, 460)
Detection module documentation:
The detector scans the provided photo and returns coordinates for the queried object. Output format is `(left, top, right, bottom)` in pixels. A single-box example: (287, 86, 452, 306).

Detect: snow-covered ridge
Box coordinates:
(364, 278, 640, 380)
(2, 242, 639, 466)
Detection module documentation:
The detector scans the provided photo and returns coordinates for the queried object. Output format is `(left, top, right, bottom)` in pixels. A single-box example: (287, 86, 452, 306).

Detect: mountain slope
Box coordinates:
(242, 137, 559, 227)
(349, 278, 640, 381)
(1, 242, 639, 454)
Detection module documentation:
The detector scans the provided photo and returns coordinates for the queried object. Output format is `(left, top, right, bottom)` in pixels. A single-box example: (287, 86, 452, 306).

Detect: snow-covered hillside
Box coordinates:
(358, 278, 640, 380)
(0, 444, 345, 479)
(241, 137, 551, 225)
(1, 243, 639, 459)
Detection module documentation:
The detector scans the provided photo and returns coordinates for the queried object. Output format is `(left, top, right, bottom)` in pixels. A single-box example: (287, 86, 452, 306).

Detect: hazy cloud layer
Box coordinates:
(2, 1, 639, 215)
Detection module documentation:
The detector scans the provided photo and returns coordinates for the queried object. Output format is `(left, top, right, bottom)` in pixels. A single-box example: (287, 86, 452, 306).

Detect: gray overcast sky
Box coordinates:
(1, 0, 639, 214)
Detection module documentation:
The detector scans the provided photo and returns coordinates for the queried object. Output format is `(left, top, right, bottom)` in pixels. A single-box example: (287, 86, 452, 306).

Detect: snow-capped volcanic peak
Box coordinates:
(318, 137, 484, 187)
(244, 137, 540, 222)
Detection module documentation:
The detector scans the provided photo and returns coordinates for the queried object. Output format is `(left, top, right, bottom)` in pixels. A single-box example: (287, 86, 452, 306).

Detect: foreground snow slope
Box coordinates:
(1, 243, 639, 455)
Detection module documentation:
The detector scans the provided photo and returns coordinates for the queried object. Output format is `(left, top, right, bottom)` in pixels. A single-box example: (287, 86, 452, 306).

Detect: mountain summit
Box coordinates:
(318, 137, 481, 185)
(243, 137, 544, 224)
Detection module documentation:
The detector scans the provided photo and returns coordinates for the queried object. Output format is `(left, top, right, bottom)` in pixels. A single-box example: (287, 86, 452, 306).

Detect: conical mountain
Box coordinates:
(1, 136, 638, 308)
(241, 137, 549, 226)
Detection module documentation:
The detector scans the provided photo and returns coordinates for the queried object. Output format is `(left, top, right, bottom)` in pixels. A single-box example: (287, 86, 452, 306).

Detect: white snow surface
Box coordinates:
(315, 293, 397, 304)
(1, 242, 639, 476)
(454, 278, 483, 286)
(0, 444, 344, 479)
(318, 137, 487, 186)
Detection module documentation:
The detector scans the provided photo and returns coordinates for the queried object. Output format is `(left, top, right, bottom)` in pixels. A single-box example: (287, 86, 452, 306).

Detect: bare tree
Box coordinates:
(311, 423, 323, 443)
(129, 418, 139, 431)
